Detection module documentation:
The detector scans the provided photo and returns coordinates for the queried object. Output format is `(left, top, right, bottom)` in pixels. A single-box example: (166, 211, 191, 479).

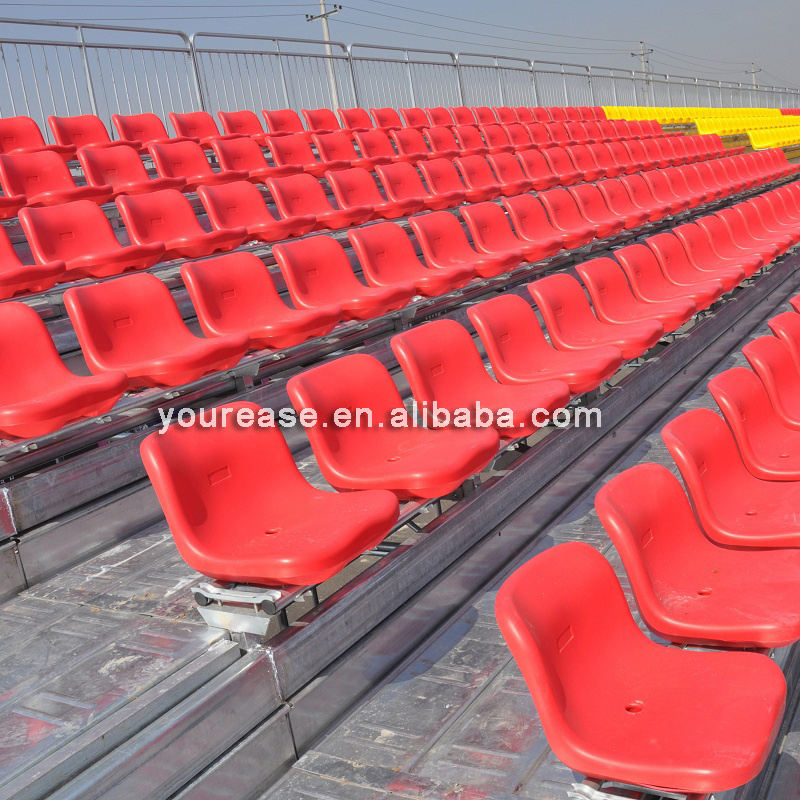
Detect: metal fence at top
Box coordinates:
(1, 16, 799, 142)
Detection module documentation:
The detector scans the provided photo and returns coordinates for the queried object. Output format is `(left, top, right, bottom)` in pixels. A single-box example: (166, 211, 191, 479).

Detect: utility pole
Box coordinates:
(746, 62, 762, 87)
(631, 41, 654, 103)
(306, 2, 343, 108)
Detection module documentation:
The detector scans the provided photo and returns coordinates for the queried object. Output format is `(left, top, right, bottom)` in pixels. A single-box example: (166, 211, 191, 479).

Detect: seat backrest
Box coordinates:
(327, 167, 382, 208)
(112, 112, 169, 144)
(538, 188, 585, 227)
(181, 252, 287, 332)
(313, 131, 359, 163)
(0, 150, 77, 198)
(266, 133, 318, 168)
(77, 144, 149, 190)
(19, 199, 121, 263)
(542, 146, 577, 176)
(169, 111, 221, 140)
(523, 122, 551, 147)
(645, 232, 692, 273)
(272, 235, 362, 304)
(527, 273, 596, 335)
(210, 136, 270, 173)
(338, 108, 373, 130)
(575, 257, 636, 310)
(517, 148, 557, 180)
(453, 125, 486, 150)
(450, 106, 477, 125)
(0, 115, 48, 154)
(348, 221, 426, 283)
(480, 124, 512, 148)
(64, 272, 192, 362)
(263, 109, 306, 136)
(149, 140, 213, 179)
(454, 155, 498, 188)
(568, 184, 612, 220)
(767, 311, 800, 371)
(301, 108, 341, 133)
(375, 161, 430, 201)
(530, 107, 551, 122)
(409, 211, 473, 263)
(487, 152, 528, 183)
(266, 172, 332, 217)
(370, 107, 403, 128)
(565, 144, 598, 172)
(399, 107, 430, 128)
(391, 319, 489, 409)
(495, 541, 644, 753)
(390, 128, 430, 156)
(493, 106, 516, 124)
(425, 126, 459, 152)
(0, 302, 74, 398)
(116, 188, 203, 242)
(218, 110, 265, 136)
(48, 114, 112, 148)
(140, 400, 308, 563)
(460, 201, 519, 250)
(198, 180, 277, 229)
(473, 107, 496, 124)
(548, 107, 567, 122)
(612, 243, 667, 290)
(514, 107, 534, 123)
(586, 143, 616, 170)
(0, 225, 24, 270)
(425, 107, 454, 127)
(353, 130, 395, 160)
(417, 158, 466, 193)
(503, 123, 532, 147)
(502, 193, 559, 239)
(619, 173, 657, 208)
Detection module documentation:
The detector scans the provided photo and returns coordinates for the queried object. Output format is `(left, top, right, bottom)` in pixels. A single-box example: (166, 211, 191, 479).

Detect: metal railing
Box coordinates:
(1, 17, 798, 138)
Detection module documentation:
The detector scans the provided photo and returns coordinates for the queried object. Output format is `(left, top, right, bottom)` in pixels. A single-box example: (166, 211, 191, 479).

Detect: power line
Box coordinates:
(1, 1, 314, 6)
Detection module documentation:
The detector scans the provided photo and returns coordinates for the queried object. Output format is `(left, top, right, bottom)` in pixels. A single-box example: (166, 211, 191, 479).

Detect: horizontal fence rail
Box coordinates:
(0, 17, 799, 139)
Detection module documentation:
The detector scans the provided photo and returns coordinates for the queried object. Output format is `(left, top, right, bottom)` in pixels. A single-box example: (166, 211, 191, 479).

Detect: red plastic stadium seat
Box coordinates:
(541, 147, 581, 185)
(737, 199, 800, 248)
(210, 136, 296, 183)
(267, 133, 350, 177)
(287, 353, 500, 499)
(303, 108, 353, 137)
(523, 122, 555, 150)
(399, 107, 430, 130)
(564, 144, 605, 182)
(376, 161, 463, 210)
(410, 211, 521, 277)
(452, 156, 504, 199)
(716, 206, 792, 256)
(78, 144, 186, 198)
(473, 107, 497, 125)
(65, 273, 248, 388)
(348, 222, 473, 297)
(116, 189, 247, 260)
(0, 151, 112, 207)
(468, 294, 622, 395)
(564, 121, 591, 145)
(543, 122, 574, 148)
(639, 137, 674, 169)
(493, 106, 517, 125)
(423, 126, 460, 160)
(502, 123, 536, 152)
(461, 201, 562, 262)
(418, 158, 489, 203)
(0, 302, 127, 439)
(495, 541, 786, 794)
(568, 184, 633, 235)
(453, 125, 490, 157)
(672, 223, 762, 279)
(0, 115, 75, 160)
(576, 257, 695, 333)
(181, 252, 340, 350)
(140, 401, 399, 586)
(169, 111, 242, 148)
(313, 132, 387, 170)
(769, 310, 800, 372)
(112, 112, 197, 149)
(0, 191, 24, 220)
(370, 107, 404, 130)
(450, 106, 477, 125)
(596, 178, 660, 225)
(267, 173, 373, 230)
(149, 140, 248, 191)
(0, 225, 63, 298)
(501, 193, 572, 250)
(198, 181, 315, 242)
(537, 189, 599, 243)
(425, 107, 455, 127)
(514, 149, 559, 191)
(709, 366, 800, 483)
(614, 243, 724, 310)
(486, 153, 534, 193)
(663, 407, 800, 548)
(19, 200, 165, 279)
(619, 173, 686, 219)
(514, 106, 534, 124)
(479, 124, 515, 155)
(585, 143, 624, 178)
(273, 236, 413, 320)
(623, 139, 659, 171)
(528, 273, 663, 359)
(263, 108, 308, 139)
(49, 114, 141, 151)
(635, 170, 692, 214)
(354, 130, 414, 165)
(391, 319, 570, 438)
(217, 110, 271, 146)
(326, 167, 422, 220)
(337, 107, 378, 133)
(646, 232, 744, 292)
(390, 128, 433, 163)
(597, 463, 800, 646)
(530, 107, 551, 123)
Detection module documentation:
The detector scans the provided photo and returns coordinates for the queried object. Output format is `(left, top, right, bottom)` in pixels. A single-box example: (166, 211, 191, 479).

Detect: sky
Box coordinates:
(1, 0, 797, 89)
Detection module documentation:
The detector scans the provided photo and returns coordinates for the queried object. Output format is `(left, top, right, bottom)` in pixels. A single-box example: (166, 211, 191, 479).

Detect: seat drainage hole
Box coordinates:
(625, 702, 644, 714)
(698, 587, 713, 596)
(264, 528, 281, 535)
(779, 453, 790, 458)
(745, 510, 758, 516)
(386, 456, 400, 462)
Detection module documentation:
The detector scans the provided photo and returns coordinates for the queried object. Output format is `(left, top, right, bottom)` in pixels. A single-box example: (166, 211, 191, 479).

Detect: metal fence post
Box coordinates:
(186, 33, 207, 111)
(77, 25, 99, 115)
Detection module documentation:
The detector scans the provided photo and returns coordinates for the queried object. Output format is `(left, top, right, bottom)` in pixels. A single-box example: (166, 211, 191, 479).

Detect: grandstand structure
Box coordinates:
(4, 13, 800, 800)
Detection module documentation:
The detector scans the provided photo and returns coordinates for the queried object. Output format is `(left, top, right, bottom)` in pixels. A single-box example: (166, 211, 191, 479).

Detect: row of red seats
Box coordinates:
(0, 121, 720, 217)
(780, 108, 800, 116)
(2, 147, 787, 298)
(496, 276, 800, 795)
(133, 177, 800, 586)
